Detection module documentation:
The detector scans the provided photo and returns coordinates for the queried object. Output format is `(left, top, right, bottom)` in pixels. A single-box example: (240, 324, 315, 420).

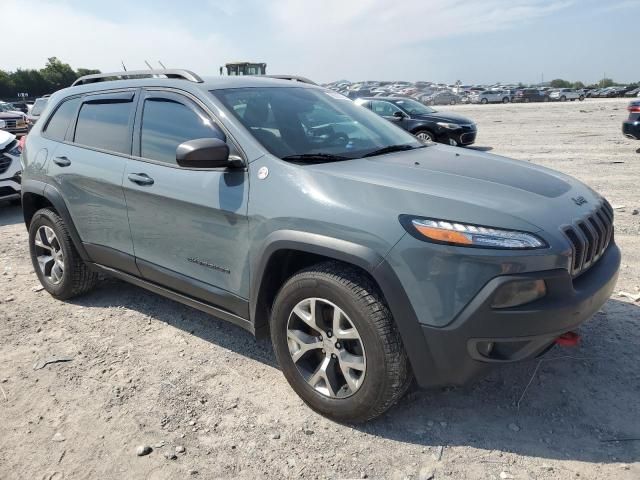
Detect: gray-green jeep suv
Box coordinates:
(21, 70, 620, 422)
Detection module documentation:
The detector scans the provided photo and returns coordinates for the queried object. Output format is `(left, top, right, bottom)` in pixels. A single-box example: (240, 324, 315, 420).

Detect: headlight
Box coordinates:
(436, 122, 460, 130)
(401, 217, 547, 249)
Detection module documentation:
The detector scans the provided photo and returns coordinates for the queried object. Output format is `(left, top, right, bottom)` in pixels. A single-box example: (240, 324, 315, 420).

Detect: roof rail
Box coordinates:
(264, 75, 317, 86)
(71, 69, 203, 87)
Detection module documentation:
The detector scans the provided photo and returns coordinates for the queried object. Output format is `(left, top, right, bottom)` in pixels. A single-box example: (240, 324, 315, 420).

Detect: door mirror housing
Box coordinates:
(393, 110, 406, 119)
(176, 138, 232, 168)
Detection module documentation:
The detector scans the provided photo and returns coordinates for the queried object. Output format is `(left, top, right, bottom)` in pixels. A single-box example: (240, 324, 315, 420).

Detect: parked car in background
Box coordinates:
(422, 91, 460, 105)
(0, 102, 29, 135)
(471, 90, 511, 104)
(27, 96, 50, 127)
(0, 129, 22, 204)
(624, 87, 640, 97)
(512, 89, 549, 103)
(355, 97, 477, 146)
(623, 101, 640, 140)
(8, 101, 31, 114)
(549, 89, 585, 102)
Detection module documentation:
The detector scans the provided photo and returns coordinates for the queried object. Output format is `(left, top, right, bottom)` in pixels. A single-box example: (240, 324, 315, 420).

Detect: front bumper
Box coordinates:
(414, 243, 620, 388)
(623, 121, 640, 140)
(438, 128, 477, 146)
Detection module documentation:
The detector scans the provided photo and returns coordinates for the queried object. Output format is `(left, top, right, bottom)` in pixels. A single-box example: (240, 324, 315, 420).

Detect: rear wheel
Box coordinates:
(270, 263, 412, 422)
(450, 99, 457, 105)
(480, 98, 488, 104)
(502, 97, 510, 103)
(28, 208, 98, 300)
(560, 95, 567, 102)
(579, 95, 585, 101)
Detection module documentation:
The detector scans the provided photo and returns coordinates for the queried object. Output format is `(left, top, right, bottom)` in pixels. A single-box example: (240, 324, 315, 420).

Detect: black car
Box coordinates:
(355, 96, 476, 146)
(623, 101, 640, 140)
(512, 89, 549, 103)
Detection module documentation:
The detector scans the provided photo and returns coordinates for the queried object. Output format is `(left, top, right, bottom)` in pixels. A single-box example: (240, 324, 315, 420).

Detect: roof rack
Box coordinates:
(71, 69, 203, 87)
(264, 75, 317, 86)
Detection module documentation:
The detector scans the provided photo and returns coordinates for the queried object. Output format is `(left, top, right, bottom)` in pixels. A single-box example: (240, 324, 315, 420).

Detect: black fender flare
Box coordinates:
(21, 179, 91, 262)
(250, 230, 438, 387)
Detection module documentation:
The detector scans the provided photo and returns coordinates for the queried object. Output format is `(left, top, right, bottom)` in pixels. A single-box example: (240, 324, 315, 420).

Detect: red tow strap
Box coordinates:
(555, 331, 580, 347)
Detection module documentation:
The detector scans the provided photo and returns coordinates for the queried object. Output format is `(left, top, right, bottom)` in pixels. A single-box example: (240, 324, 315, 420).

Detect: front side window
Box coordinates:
(391, 99, 435, 115)
(44, 97, 81, 141)
(371, 100, 402, 116)
(74, 100, 133, 154)
(140, 98, 224, 164)
(212, 87, 422, 160)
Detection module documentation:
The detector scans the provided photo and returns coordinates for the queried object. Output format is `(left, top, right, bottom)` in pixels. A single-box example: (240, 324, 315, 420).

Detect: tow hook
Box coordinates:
(555, 331, 580, 347)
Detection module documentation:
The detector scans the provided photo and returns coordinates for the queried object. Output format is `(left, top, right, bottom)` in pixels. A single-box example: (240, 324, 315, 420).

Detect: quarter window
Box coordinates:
(74, 100, 133, 154)
(44, 97, 81, 141)
(140, 98, 224, 164)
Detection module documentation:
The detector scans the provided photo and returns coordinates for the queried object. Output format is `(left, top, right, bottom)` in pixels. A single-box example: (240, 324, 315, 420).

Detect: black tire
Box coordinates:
(579, 96, 585, 101)
(524, 97, 530, 103)
(414, 129, 435, 143)
(502, 97, 510, 104)
(480, 98, 488, 104)
(28, 208, 98, 300)
(270, 262, 412, 423)
(560, 95, 567, 102)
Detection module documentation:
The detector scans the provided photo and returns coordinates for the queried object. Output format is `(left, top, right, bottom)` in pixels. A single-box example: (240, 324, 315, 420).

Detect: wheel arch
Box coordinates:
(250, 231, 437, 386)
(21, 180, 90, 262)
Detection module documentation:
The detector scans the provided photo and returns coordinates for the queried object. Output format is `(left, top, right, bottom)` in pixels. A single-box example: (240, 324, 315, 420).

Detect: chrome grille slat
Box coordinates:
(563, 201, 614, 277)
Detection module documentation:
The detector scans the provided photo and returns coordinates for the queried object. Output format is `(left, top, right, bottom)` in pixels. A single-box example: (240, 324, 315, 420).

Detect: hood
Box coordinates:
(0, 112, 24, 119)
(0, 129, 16, 150)
(412, 110, 474, 124)
(306, 144, 602, 238)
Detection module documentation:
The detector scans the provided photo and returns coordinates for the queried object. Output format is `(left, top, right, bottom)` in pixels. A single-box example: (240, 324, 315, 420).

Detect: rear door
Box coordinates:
(45, 90, 138, 273)
(123, 89, 250, 317)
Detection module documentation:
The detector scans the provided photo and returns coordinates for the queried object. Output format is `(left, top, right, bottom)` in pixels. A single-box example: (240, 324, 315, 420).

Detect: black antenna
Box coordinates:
(121, 60, 127, 72)
(158, 61, 166, 69)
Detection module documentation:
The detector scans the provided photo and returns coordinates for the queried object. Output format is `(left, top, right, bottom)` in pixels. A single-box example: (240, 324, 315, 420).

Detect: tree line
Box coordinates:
(0, 57, 100, 100)
(548, 78, 637, 89)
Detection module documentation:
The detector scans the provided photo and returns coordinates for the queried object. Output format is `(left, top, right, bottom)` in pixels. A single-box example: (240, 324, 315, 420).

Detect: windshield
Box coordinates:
(31, 98, 48, 116)
(0, 103, 17, 113)
(391, 98, 436, 115)
(212, 87, 423, 160)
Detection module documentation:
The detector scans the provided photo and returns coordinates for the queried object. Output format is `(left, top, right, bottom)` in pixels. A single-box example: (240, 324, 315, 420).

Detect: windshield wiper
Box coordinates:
(281, 153, 351, 162)
(362, 144, 425, 158)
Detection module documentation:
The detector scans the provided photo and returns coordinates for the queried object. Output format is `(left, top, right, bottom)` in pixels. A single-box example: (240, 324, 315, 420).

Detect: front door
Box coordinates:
(123, 89, 250, 318)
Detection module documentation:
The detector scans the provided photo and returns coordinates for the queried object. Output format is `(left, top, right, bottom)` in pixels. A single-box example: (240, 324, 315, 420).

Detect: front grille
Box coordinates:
(0, 155, 11, 175)
(460, 132, 476, 144)
(563, 201, 614, 277)
(2, 119, 18, 129)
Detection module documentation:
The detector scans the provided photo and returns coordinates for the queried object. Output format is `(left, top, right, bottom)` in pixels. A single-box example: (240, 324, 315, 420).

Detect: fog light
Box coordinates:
(492, 280, 546, 309)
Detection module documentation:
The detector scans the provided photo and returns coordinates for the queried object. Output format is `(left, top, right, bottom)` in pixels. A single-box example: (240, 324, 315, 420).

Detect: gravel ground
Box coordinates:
(1, 97, 639, 480)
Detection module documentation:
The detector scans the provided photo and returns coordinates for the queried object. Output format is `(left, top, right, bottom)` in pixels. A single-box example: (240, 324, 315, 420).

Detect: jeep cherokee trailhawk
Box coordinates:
(21, 70, 620, 422)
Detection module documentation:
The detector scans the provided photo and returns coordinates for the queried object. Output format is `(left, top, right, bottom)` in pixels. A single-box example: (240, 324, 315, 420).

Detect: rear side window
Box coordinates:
(74, 99, 133, 154)
(43, 97, 81, 141)
(140, 98, 224, 165)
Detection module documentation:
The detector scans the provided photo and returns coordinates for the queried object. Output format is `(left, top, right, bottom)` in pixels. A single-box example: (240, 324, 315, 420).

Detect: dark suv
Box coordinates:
(355, 97, 477, 146)
(21, 70, 620, 422)
(512, 89, 549, 103)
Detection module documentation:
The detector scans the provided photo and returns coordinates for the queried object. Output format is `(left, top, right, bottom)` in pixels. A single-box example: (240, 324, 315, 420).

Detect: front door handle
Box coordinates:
(53, 156, 71, 167)
(127, 173, 154, 186)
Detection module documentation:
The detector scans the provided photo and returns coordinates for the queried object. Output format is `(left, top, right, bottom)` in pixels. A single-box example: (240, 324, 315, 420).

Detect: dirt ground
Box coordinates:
(1, 97, 639, 480)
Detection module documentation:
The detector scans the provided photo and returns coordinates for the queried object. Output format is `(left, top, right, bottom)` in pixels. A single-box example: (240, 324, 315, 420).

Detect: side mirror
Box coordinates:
(176, 138, 232, 169)
(393, 111, 406, 119)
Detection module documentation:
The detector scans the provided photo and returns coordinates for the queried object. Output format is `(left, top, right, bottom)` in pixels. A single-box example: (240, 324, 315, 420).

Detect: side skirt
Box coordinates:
(91, 263, 255, 335)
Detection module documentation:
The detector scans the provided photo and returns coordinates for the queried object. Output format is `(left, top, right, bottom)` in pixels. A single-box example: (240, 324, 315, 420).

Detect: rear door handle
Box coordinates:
(53, 156, 71, 167)
(127, 173, 154, 186)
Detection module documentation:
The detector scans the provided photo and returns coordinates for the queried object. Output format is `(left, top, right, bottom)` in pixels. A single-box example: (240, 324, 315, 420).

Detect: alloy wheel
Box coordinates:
(286, 298, 366, 398)
(34, 226, 65, 285)
(415, 131, 434, 143)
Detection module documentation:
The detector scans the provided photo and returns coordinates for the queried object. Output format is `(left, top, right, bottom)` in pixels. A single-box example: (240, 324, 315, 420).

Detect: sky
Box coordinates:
(2, 0, 639, 85)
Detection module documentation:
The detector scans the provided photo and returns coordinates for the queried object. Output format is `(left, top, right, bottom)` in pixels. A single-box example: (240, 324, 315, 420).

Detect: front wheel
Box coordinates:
(502, 97, 510, 103)
(579, 96, 585, 101)
(270, 263, 412, 423)
(480, 98, 488, 104)
(560, 95, 567, 102)
(414, 130, 435, 143)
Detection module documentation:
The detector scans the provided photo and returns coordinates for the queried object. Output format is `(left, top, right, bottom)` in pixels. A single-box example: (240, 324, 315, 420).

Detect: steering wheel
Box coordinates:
(325, 132, 350, 146)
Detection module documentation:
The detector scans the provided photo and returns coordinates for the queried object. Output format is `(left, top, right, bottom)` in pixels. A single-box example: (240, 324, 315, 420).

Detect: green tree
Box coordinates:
(599, 78, 614, 88)
(550, 78, 572, 88)
(40, 57, 77, 91)
(76, 68, 101, 78)
(573, 81, 585, 89)
(0, 70, 14, 98)
(10, 69, 48, 97)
